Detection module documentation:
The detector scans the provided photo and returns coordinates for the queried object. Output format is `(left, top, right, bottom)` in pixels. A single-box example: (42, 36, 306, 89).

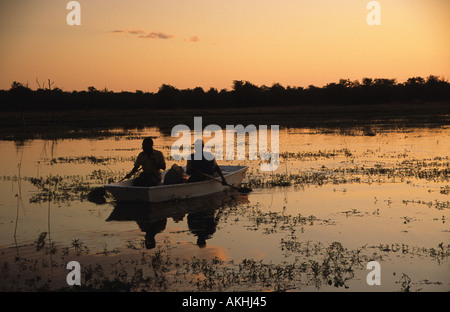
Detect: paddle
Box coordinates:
(119, 167, 142, 182)
(197, 171, 252, 194)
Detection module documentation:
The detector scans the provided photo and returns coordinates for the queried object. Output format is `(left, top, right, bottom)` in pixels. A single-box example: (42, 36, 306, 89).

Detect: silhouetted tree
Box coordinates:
(87, 86, 98, 93)
(1, 76, 449, 113)
(157, 84, 179, 108)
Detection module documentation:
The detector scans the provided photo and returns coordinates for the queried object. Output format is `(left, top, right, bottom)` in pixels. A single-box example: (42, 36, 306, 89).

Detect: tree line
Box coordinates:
(1, 75, 449, 112)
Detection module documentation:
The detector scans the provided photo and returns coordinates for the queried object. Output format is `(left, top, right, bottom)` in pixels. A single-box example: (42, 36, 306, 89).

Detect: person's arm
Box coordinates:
(125, 165, 139, 179)
(125, 153, 142, 179)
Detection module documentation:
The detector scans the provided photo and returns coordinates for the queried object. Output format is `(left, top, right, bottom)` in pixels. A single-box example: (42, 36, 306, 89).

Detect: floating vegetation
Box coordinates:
(245, 157, 450, 189)
(0, 235, 365, 291)
(279, 149, 352, 161)
(246, 171, 360, 189)
(88, 169, 124, 183)
(243, 207, 331, 234)
(398, 273, 412, 292)
(339, 209, 363, 217)
(180, 243, 361, 291)
(1, 127, 449, 292)
(440, 185, 450, 195)
(43, 152, 185, 166)
(70, 238, 90, 256)
(44, 155, 136, 166)
(331, 163, 450, 182)
(20, 170, 121, 204)
(26, 175, 92, 204)
(3, 232, 447, 292)
(34, 232, 48, 251)
(402, 199, 450, 210)
(370, 243, 450, 264)
(215, 202, 334, 236)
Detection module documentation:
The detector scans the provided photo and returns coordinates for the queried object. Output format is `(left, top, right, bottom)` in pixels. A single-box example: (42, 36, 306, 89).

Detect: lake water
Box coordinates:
(0, 125, 448, 291)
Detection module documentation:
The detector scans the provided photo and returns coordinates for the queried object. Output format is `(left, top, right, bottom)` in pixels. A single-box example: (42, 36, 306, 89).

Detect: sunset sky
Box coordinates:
(0, 0, 449, 92)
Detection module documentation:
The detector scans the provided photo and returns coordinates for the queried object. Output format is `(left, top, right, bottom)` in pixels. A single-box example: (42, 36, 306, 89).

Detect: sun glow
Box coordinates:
(0, 0, 448, 92)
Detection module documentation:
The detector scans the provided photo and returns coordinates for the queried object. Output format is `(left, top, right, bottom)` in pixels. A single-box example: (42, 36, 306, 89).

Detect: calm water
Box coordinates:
(0, 126, 449, 291)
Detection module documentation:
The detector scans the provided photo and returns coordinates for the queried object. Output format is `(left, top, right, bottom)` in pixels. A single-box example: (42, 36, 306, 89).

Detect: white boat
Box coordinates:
(104, 165, 248, 202)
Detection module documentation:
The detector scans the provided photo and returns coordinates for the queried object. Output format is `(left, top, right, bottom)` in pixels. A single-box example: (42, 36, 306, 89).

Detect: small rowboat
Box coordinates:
(104, 165, 248, 202)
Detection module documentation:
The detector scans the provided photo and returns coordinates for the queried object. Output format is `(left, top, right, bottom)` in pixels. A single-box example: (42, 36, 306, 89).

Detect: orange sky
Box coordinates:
(0, 0, 449, 92)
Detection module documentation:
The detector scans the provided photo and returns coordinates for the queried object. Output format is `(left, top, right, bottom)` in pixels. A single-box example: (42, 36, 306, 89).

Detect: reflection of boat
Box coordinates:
(106, 193, 249, 249)
(104, 165, 248, 202)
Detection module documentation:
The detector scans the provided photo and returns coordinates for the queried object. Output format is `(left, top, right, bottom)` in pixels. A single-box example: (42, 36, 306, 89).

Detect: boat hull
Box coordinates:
(104, 166, 248, 202)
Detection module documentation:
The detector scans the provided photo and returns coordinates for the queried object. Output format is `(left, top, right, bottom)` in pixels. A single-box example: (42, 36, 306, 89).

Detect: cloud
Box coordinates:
(185, 35, 200, 43)
(112, 29, 201, 42)
(111, 29, 174, 40)
(139, 32, 174, 39)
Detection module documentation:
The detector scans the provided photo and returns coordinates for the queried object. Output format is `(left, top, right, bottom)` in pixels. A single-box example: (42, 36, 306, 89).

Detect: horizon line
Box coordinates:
(3, 75, 449, 93)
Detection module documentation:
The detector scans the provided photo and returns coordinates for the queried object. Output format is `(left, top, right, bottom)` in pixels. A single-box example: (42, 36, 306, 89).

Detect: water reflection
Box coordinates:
(1, 125, 449, 291)
(138, 219, 167, 249)
(187, 207, 218, 248)
(106, 193, 249, 249)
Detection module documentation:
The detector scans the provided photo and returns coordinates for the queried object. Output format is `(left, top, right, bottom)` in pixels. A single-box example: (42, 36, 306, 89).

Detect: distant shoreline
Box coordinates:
(2, 76, 449, 111)
(1, 101, 449, 141)
(2, 76, 449, 140)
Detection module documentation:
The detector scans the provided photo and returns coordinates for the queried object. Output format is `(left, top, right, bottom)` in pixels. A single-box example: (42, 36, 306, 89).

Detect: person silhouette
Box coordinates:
(136, 218, 167, 249)
(187, 209, 218, 248)
(125, 137, 166, 186)
(186, 139, 227, 185)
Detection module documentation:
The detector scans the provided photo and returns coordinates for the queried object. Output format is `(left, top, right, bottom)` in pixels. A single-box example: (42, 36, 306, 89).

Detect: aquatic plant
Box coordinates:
(26, 175, 92, 204)
(371, 243, 449, 264)
(440, 185, 450, 195)
(14, 169, 124, 204)
(399, 273, 412, 292)
(402, 199, 450, 210)
(2, 231, 448, 292)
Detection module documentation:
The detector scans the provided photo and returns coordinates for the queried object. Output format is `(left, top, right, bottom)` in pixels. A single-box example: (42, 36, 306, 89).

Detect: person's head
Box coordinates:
(144, 233, 156, 249)
(142, 137, 154, 155)
(196, 236, 207, 248)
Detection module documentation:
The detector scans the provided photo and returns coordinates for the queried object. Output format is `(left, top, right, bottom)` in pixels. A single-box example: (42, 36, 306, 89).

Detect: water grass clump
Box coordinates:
(23, 170, 121, 204)
(2, 230, 448, 292)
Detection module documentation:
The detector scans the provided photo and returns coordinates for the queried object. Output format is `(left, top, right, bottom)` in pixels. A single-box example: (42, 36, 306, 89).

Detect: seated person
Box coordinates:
(186, 140, 227, 185)
(125, 137, 166, 186)
(163, 164, 187, 185)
